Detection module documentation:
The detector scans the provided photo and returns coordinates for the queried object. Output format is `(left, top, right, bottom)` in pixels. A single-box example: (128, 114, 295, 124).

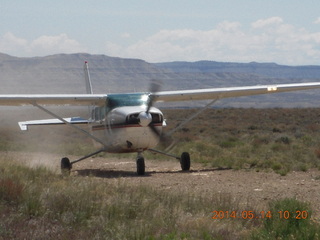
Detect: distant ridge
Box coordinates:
(1, 52, 320, 107)
(156, 61, 320, 79)
(0, 52, 17, 61)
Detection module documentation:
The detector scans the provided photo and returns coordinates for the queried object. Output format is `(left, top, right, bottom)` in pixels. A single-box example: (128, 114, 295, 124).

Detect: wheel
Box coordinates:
(61, 157, 72, 175)
(180, 152, 190, 171)
(136, 156, 145, 175)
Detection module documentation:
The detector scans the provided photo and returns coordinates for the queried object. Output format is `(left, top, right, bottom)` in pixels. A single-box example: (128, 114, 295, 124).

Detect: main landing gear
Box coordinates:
(180, 152, 191, 171)
(60, 148, 106, 176)
(147, 149, 191, 174)
(135, 151, 190, 176)
(60, 149, 191, 176)
(61, 157, 72, 175)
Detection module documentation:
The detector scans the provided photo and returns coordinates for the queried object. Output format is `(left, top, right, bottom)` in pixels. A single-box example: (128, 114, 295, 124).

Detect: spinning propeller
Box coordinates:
(142, 80, 162, 137)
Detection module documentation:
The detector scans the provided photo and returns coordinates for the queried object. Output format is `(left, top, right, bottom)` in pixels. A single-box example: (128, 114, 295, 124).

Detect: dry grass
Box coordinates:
(0, 155, 319, 239)
(0, 156, 260, 239)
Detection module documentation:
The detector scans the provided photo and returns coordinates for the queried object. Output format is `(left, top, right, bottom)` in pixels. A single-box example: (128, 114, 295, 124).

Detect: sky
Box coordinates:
(1, 0, 320, 65)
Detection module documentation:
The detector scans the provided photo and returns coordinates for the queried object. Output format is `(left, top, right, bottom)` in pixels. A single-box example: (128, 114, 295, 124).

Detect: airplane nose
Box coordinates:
(138, 112, 152, 127)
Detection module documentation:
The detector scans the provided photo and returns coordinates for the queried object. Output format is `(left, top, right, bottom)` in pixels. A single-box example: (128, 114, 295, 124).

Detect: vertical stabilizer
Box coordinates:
(84, 61, 93, 94)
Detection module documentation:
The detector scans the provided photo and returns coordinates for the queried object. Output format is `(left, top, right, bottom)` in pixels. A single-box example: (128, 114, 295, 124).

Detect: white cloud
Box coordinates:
(0, 33, 86, 57)
(105, 17, 320, 65)
(251, 17, 283, 29)
(0, 32, 28, 54)
(31, 34, 84, 53)
(314, 17, 320, 24)
(2, 17, 320, 65)
(121, 33, 131, 38)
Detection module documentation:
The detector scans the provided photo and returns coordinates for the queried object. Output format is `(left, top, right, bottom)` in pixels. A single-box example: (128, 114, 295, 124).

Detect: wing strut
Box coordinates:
(33, 103, 107, 148)
(84, 61, 95, 120)
(167, 98, 219, 136)
(163, 98, 219, 152)
(84, 61, 93, 94)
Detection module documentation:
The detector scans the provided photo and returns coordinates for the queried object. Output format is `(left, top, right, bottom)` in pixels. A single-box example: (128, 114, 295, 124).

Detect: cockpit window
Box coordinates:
(107, 93, 149, 110)
(92, 93, 150, 122)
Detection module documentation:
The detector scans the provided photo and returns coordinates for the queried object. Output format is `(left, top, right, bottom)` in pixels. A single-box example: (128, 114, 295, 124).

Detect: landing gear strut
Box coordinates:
(60, 148, 105, 175)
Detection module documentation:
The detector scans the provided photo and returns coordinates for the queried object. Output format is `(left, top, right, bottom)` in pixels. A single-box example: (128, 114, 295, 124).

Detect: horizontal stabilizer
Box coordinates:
(18, 117, 88, 131)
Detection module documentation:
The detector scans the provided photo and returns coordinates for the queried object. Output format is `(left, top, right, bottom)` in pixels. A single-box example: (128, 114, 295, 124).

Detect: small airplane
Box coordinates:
(1, 61, 320, 175)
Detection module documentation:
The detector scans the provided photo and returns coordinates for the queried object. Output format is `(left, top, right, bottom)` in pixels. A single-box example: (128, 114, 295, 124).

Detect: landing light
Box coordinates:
(267, 86, 277, 91)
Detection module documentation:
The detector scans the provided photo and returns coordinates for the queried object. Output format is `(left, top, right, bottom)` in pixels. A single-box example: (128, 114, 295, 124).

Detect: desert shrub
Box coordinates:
(272, 127, 282, 133)
(0, 178, 23, 204)
(252, 136, 270, 148)
(219, 137, 241, 148)
(275, 136, 291, 144)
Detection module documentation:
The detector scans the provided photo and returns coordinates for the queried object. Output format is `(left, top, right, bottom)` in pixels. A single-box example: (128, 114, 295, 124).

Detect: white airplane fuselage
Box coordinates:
(89, 93, 165, 153)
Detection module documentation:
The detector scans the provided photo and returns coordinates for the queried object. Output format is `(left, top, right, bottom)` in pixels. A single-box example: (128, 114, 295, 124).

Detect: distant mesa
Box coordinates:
(1, 52, 320, 108)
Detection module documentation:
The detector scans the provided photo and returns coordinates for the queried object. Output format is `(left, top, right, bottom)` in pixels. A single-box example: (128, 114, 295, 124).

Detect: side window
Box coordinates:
(91, 109, 95, 120)
(100, 107, 106, 120)
(92, 106, 108, 122)
(94, 107, 100, 121)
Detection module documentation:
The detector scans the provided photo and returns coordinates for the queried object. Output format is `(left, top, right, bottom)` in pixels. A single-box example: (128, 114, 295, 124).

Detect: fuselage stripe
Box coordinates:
(92, 123, 162, 131)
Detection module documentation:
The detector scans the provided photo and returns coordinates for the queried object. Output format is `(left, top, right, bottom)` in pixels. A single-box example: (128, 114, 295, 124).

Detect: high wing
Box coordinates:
(0, 94, 107, 106)
(152, 82, 320, 102)
(0, 82, 319, 106)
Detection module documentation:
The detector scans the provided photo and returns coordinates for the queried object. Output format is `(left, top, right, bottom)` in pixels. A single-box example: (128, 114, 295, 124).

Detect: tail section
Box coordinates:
(84, 61, 93, 94)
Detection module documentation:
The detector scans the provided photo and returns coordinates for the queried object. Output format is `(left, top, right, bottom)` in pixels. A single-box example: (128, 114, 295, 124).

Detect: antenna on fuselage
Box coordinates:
(84, 61, 93, 94)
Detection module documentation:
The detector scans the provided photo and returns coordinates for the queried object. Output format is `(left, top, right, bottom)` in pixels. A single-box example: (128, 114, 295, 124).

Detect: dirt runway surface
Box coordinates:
(12, 151, 320, 220)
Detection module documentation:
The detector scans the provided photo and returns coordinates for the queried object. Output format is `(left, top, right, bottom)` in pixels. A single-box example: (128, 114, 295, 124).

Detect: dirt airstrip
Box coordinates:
(13, 151, 320, 220)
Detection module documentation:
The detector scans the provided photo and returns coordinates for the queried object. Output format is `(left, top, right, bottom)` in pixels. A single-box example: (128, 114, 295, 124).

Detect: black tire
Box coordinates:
(61, 157, 72, 175)
(137, 157, 145, 175)
(180, 152, 190, 171)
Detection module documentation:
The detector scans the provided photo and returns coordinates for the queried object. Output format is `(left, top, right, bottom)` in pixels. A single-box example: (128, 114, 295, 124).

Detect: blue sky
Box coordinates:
(1, 0, 320, 65)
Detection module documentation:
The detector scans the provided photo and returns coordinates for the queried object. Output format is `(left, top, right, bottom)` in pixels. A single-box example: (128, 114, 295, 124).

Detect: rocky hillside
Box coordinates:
(1, 53, 320, 107)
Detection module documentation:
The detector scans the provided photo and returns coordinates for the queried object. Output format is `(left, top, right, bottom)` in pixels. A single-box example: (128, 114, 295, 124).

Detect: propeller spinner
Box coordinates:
(138, 111, 152, 127)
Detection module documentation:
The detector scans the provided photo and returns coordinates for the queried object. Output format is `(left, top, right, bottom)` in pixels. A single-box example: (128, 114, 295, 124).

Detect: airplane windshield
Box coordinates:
(107, 93, 149, 110)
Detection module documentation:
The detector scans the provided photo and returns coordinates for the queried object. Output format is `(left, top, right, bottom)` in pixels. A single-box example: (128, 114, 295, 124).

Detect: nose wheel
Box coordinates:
(136, 155, 145, 175)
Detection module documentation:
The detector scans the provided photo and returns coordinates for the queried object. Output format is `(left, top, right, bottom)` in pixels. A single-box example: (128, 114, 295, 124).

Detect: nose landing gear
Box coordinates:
(136, 154, 145, 175)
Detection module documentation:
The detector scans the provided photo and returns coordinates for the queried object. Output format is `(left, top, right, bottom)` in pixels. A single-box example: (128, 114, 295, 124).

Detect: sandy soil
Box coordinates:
(11, 151, 320, 220)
